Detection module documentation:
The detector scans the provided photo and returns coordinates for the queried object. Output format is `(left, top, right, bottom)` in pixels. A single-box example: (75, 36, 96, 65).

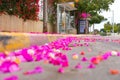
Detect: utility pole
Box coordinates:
(112, 10, 114, 35)
(43, 0, 47, 32)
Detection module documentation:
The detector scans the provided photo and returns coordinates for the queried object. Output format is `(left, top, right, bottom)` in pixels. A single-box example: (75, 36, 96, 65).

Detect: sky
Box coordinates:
(93, 0, 120, 31)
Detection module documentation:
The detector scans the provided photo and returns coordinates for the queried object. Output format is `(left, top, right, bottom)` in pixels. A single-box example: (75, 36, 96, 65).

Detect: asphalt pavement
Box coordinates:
(0, 37, 120, 80)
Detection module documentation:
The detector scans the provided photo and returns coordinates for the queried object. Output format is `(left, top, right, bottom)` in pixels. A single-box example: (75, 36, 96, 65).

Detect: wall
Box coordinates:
(0, 14, 43, 32)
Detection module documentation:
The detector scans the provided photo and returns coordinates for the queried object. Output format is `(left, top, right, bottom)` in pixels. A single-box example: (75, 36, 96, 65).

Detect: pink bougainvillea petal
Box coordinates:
(0, 61, 19, 73)
(80, 51, 85, 55)
(9, 64, 20, 73)
(75, 63, 82, 69)
(61, 61, 69, 67)
(87, 63, 96, 69)
(23, 66, 44, 75)
(88, 48, 92, 52)
(111, 51, 118, 56)
(4, 75, 18, 80)
(81, 57, 88, 61)
(117, 52, 120, 56)
(17, 55, 26, 62)
(90, 57, 100, 65)
(102, 52, 111, 60)
(110, 69, 119, 75)
(58, 67, 64, 73)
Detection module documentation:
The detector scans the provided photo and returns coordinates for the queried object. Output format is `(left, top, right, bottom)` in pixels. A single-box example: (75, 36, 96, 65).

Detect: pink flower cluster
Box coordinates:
(78, 12, 91, 18)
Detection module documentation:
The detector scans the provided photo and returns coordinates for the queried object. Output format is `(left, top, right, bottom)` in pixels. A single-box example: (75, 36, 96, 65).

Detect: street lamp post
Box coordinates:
(112, 10, 114, 35)
(108, 10, 114, 35)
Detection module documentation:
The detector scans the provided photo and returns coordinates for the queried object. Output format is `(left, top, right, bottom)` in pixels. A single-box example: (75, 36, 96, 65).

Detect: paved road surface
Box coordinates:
(0, 38, 120, 80)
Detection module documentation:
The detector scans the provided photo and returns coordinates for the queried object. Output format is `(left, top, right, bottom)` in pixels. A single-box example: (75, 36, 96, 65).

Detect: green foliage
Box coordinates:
(75, 0, 114, 13)
(117, 23, 120, 33)
(100, 32, 107, 36)
(75, 0, 114, 25)
(89, 13, 105, 24)
(100, 28, 106, 32)
(100, 28, 107, 36)
(104, 22, 120, 33)
(114, 24, 118, 33)
(104, 22, 112, 32)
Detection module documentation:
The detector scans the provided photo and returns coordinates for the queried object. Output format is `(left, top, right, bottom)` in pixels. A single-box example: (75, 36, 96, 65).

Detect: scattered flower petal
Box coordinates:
(4, 75, 18, 80)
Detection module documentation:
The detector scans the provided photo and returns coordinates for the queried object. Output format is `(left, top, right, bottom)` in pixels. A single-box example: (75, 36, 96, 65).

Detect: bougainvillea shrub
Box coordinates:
(0, 0, 39, 21)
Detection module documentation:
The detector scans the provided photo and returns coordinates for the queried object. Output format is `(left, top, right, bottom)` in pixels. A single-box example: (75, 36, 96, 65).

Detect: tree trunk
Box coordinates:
(85, 19, 89, 34)
(43, 0, 47, 33)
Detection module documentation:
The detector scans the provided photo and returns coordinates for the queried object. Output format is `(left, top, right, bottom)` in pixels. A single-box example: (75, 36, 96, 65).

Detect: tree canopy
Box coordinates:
(75, 0, 114, 25)
(89, 12, 107, 25)
(104, 22, 119, 33)
(75, 0, 114, 13)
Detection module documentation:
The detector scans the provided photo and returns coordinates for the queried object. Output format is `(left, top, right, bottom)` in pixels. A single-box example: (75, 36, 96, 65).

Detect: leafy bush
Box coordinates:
(0, 0, 39, 21)
(100, 32, 107, 36)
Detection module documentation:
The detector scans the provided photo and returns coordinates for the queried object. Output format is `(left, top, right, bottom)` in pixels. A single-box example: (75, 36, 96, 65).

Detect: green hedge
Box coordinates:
(100, 32, 107, 36)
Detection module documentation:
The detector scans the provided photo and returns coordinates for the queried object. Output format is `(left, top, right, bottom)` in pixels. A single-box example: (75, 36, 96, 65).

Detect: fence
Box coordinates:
(0, 14, 43, 32)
